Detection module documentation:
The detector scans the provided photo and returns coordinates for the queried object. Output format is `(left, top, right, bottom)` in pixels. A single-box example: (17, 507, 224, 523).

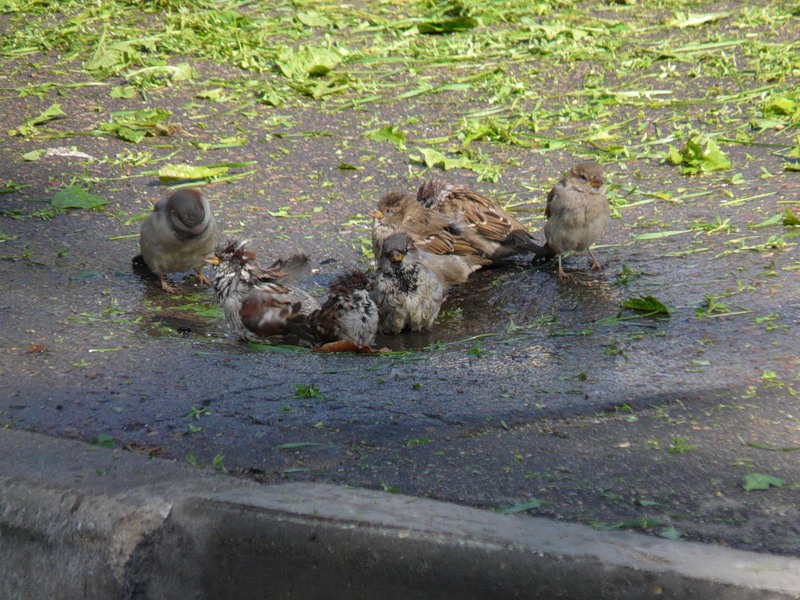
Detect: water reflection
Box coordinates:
(130, 257, 626, 355)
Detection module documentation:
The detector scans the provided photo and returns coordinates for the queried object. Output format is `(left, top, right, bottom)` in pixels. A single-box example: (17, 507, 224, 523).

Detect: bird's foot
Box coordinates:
(159, 276, 178, 294)
(587, 249, 604, 271)
(196, 271, 213, 287)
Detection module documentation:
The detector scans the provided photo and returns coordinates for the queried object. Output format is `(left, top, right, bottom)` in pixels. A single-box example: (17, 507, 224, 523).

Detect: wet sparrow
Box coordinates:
(289, 269, 379, 348)
(371, 191, 487, 290)
(537, 162, 609, 279)
(138, 188, 216, 293)
(370, 232, 445, 334)
(206, 239, 320, 344)
(416, 178, 544, 261)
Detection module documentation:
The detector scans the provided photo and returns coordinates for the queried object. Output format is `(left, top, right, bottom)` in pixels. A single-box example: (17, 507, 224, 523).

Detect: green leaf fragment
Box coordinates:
(117, 126, 147, 143)
(110, 86, 137, 99)
(295, 11, 329, 27)
(784, 209, 800, 227)
(633, 230, 691, 240)
(32, 103, 66, 124)
(85, 37, 156, 72)
(170, 303, 223, 318)
(276, 45, 342, 80)
(276, 442, 323, 450)
(667, 136, 730, 175)
(51, 187, 107, 210)
(10, 103, 66, 136)
(526, 22, 592, 41)
(420, 148, 464, 170)
(93, 433, 115, 449)
(671, 11, 731, 28)
(294, 383, 323, 399)
(659, 527, 683, 540)
(622, 295, 671, 316)
(752, 213, 783, 228)
(743, 472, 785, 491)
(636, 499, 660, 507)
(418, 16, 478, 34)
(745, 442, 800, 452)
(787, 138, 800, 159)
(193, 136, 248, 151)
(157, 164, 230, 182)
(414, 147, 501, 181)
(99, 108, 172, 143)
(23, 149, 46, 161)
(365, 125, 407, 150)
(764, 97, 797, 117)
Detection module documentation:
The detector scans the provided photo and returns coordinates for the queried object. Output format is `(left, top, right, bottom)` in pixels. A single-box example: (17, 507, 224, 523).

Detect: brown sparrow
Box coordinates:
(206, 239, 320, 344)
(416, 177, 544, 261)
(537, 162, 609, 278)
(371, 191, 487, 290)
(370, 232, 445, 334)
(288, 269, 379, 348)
(138, 188, 216, 293)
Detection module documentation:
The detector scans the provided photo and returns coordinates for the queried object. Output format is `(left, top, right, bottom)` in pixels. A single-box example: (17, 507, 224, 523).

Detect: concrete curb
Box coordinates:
(1, 429, 798, 599)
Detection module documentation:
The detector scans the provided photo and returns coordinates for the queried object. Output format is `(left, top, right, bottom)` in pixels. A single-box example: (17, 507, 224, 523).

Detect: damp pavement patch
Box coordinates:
(1, 428, 799, 599)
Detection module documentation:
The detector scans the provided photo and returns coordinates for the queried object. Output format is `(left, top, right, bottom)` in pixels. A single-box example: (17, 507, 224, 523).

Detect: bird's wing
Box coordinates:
(443, 187, 530, 243)
(239, 291, 302, 338)
(413, 228, 480, 256)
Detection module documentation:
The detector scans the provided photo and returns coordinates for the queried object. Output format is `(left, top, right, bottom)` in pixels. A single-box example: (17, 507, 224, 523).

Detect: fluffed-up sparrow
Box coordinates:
(206, 239, 320, 345)
(370, 231, 445, 334)
(371, 191, 487, 290)
(288, 269, 379, 348)
(416, 177, 544, 261)
(138, 188, 216, 293)
(536, 162, 609, 279)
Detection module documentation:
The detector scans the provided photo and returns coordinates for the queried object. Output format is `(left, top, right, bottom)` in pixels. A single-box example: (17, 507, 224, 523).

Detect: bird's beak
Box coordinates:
(388, 249, 404, 263)
(205, 255, 220, 266)
(369, 210, 383, 220)
(589, 177, 604, 188)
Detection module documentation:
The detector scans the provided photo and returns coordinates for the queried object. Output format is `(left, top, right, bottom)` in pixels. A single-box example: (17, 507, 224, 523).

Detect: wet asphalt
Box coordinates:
(1, 4, 799, 556)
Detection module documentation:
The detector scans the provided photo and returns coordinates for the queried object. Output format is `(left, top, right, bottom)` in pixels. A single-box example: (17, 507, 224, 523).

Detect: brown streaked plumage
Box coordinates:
(207, 239, 320, 345)
(416, 178, 544, 261)
(288, 269, 379, 348)
(371, 191, 488, 290)
(369, 232, 445, 334)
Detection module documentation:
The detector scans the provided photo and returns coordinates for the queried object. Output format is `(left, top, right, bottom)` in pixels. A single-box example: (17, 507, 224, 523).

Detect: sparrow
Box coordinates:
(371, 191, 488, 290)
(536, 161, 609, 279)
(206, 239, 320, 345)
(288, 269, 379, 348)
(416, 177, 544, 261)
(138, 188, 216, 293)
(370, 231, 445, 334)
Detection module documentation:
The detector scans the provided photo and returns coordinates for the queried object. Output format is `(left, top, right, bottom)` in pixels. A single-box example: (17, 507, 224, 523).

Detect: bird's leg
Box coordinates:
(158, 273, 178, 294)
(195, 270, 213, 287)
(587, 248, 603, 271)
(557, 254, 570, 279)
